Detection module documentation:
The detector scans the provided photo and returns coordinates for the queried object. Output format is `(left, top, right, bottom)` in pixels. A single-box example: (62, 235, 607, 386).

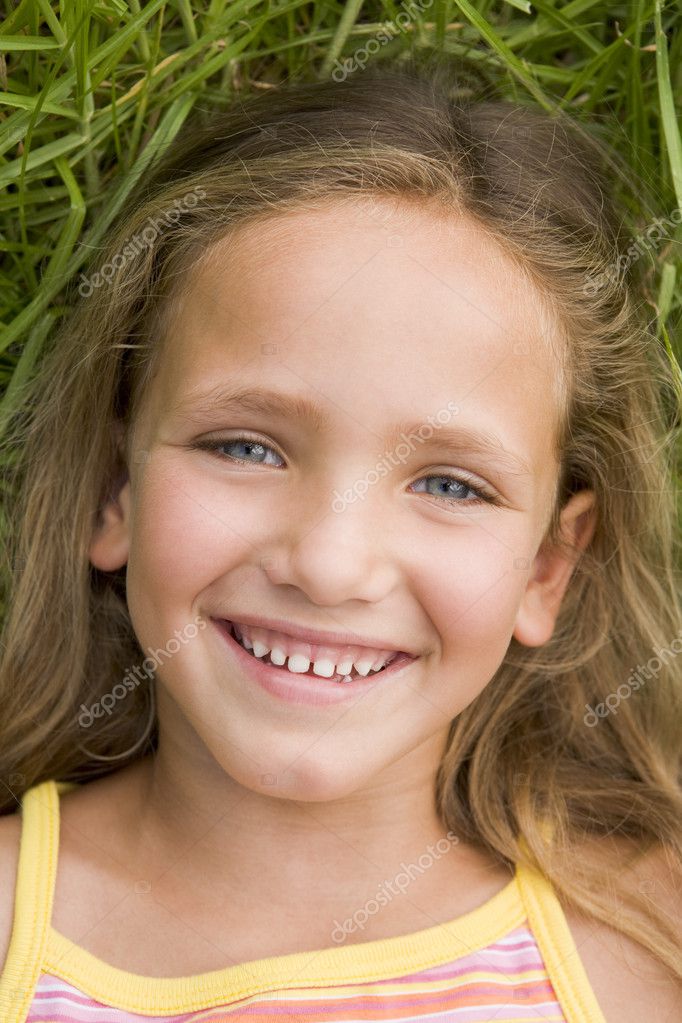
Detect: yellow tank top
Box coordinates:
(0, 778, 608, 1022)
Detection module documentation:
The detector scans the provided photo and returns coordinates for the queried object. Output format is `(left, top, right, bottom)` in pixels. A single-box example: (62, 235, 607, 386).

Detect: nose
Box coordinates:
(261, 491, 401, 607)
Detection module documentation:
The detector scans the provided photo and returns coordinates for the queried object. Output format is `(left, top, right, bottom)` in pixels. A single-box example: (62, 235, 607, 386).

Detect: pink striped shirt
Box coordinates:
(0, 780, 607, 1022)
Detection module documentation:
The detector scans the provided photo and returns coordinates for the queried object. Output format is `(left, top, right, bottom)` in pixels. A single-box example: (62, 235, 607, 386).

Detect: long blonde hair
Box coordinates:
(1, 55, 680, 978)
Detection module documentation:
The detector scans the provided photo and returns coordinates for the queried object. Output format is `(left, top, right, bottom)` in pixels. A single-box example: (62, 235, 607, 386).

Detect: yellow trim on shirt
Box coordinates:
(0, 778, 608, 1022)
(515, 859, 607, 1023)
(0, 778, 60, 1023)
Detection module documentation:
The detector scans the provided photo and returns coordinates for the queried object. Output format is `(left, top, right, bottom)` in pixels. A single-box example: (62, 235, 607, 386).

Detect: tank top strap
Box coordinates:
(515, 839, 608, 1023)
(0, 778, 75, 1023)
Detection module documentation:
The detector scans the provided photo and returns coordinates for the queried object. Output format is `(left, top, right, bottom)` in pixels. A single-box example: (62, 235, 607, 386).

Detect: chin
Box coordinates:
(217, 747, 375, 803)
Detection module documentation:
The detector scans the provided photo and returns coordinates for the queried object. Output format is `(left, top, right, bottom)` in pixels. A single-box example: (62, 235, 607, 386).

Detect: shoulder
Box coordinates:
(0, 767, 147, 974)
(562, 839, 682, 1022)
(0, 808, 22, 971)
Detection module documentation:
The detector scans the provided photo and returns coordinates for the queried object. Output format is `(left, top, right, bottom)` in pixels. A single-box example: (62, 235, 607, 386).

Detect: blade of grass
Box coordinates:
(319, 0, 365, 79)
(528, 0, 603, 55)
(39, 156, 86, 291)
(450, 0, 554, 111)
(0, 35, 61, 50)
(0, 91, 78, 117)
(654, 0, 682, 208)
(0, 0, 168, 159)
(0, 92, 197, 354)
(175, 0, 198, 45)
(0, 134, 85, 187)
(0, 311, 52, 443)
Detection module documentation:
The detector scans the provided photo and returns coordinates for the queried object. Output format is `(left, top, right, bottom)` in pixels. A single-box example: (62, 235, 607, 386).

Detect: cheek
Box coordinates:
(420, 527, 528, 683)
(128, 464, 266, 592)
(123, 466, 265, 666)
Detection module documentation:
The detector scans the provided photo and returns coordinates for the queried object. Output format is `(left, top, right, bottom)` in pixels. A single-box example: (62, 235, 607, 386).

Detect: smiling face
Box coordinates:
(90, 196, 596, 802)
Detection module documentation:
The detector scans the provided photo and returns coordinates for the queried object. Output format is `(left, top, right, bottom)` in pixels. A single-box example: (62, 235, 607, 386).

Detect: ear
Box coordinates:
(89, 425, 132, 572)
(513, 489, 597, 648)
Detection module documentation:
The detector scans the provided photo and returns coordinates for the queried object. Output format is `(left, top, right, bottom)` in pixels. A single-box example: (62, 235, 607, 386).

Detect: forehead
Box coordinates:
(141, 198, 565, 488)
(178, 196, 559, 341)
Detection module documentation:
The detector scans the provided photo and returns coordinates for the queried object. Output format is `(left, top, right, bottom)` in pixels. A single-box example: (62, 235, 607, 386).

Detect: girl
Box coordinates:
(0, 57, 680, 1023)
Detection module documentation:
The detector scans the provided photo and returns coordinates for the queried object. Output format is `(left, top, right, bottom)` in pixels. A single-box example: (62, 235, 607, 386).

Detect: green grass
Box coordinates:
(1, 1, 681, 491)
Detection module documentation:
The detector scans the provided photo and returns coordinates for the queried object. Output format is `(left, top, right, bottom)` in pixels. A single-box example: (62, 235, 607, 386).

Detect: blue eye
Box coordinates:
(410, 474, 495, 507)
(193, 436, 497, 507)
(195, 436, 284, 467)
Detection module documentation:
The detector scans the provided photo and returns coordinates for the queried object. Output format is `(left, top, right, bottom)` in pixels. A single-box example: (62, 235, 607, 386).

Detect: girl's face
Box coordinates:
(91, 197, 595, 801)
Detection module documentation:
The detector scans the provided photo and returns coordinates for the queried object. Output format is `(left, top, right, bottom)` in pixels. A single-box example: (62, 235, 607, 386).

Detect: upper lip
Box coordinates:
(212, 613, 417, 657)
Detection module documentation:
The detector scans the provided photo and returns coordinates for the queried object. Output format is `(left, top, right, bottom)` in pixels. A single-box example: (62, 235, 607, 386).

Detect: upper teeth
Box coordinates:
(232, 622, 398, 680)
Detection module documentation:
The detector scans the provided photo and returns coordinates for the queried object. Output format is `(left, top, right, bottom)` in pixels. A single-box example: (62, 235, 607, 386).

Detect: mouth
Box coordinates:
(212, 617, 417, 704)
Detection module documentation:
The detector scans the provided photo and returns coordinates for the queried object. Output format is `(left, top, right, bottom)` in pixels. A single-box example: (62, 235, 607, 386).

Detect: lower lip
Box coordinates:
(211, 618, 416, 706)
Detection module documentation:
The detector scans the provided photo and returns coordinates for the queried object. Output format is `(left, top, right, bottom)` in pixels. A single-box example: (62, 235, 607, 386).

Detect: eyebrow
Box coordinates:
(171, 383, 533, 476)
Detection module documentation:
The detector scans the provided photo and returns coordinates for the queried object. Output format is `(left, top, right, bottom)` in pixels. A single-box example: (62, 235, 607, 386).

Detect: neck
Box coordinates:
(117, 728, 510, 948)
